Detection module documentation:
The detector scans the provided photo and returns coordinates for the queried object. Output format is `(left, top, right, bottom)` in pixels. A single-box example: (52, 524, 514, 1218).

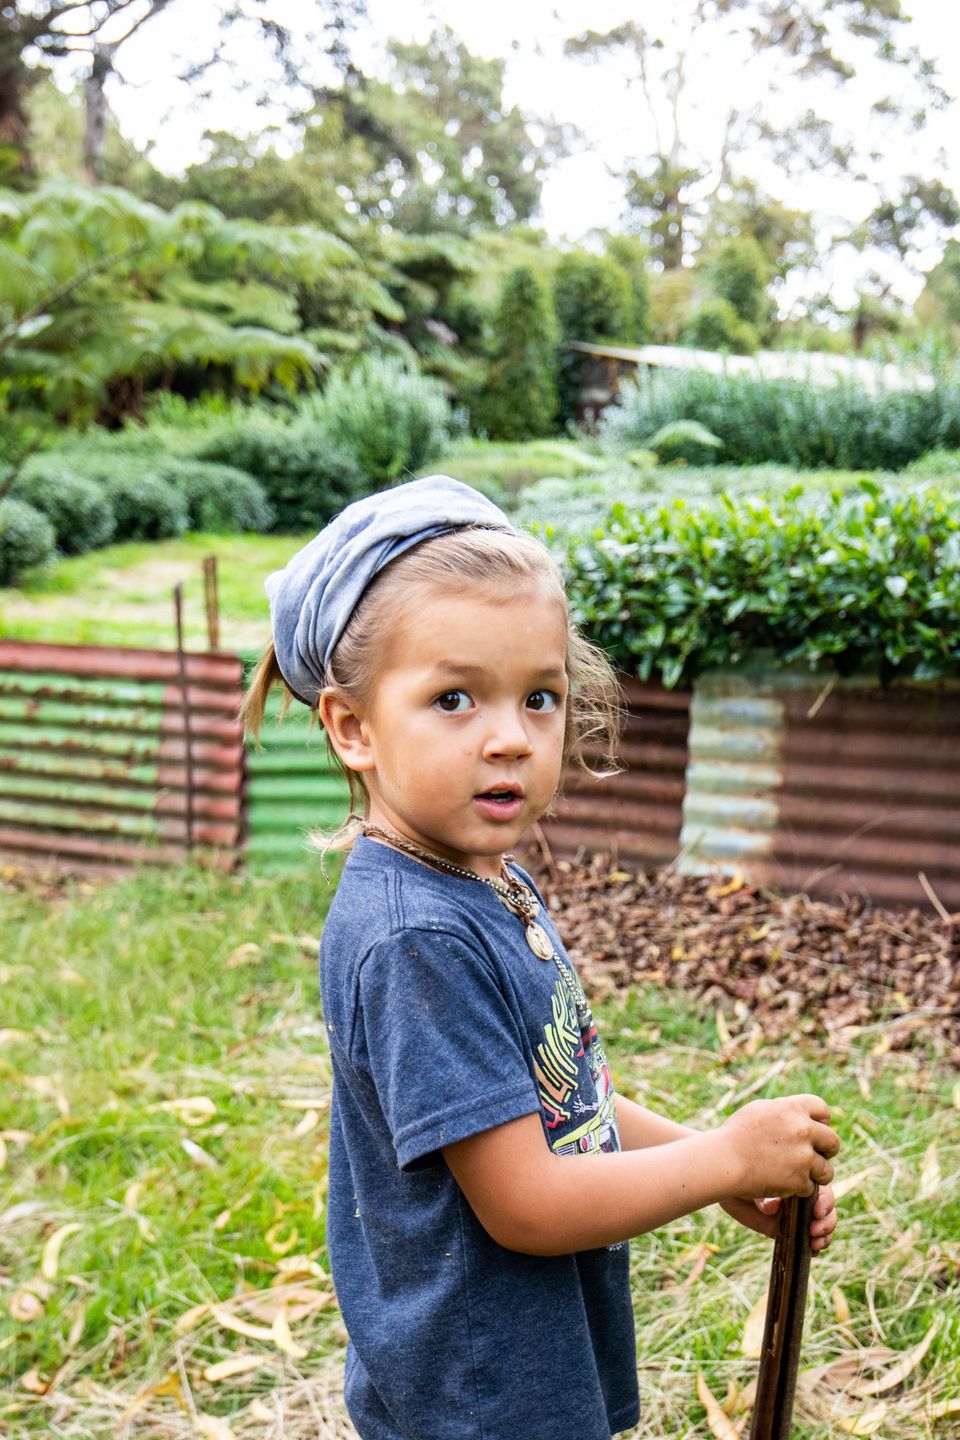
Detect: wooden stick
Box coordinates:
(748, 1188, 818, 1440)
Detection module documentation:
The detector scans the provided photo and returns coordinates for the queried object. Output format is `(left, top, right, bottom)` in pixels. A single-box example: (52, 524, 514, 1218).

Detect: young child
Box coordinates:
(243, 475, 839, 1440)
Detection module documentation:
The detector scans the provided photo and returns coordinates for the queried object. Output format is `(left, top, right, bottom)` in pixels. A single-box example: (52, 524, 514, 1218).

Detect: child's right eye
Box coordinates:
(434, 690, 471, 713)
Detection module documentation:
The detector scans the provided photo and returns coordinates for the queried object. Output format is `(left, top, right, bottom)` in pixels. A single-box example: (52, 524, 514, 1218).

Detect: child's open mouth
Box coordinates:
(473, 788, 524, 822)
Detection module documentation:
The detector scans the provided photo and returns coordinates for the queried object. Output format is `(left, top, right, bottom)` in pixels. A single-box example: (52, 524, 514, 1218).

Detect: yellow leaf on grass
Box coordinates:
(832, 1286, 851, 1324)
(851, 1320, 939, 1397)
(225, 942, 262, 969)
(19, 1368, 50, 1394)
(741, 1292, 767, 1359)
(211, 1306, 276, 1342)
(9, 1288, 45, 1323)
(195, 1414, 237, 1440)
(55, 966, 89, 988)
(292, 1108, 320, 1137)
(927, 1397, 960, 1421)
(41, 1222, 82, 1280)
(952, 1080, 960, 1110)
(265, 1222, 299, 1256)
(0, 1136, 6, 1172)
(0, 1029, 30, 1047)
(66, 1302, 86, 1350)
(120, 1372, 184, 1425)
(203, 1354, 264, 1382)
(696, 1373, 744, 1440)
(181, 1137, 218, 1168)
(249, 1398, 274, 1421)
(274, 1254, 326, 1280)
(838, 1403, 888, 1434)
(271, 1309, 308, 1360)
(833, 1166, 881, 1201)
(151, 1096, 217, 1126)
(716, 1011, 732, 1049)
(919, 1141, 941, 1201)
(174, 1302, 211, 1337)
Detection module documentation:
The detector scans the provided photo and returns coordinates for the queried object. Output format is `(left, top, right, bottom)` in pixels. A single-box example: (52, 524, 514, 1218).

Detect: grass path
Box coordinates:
(1, 862, 957, 1439)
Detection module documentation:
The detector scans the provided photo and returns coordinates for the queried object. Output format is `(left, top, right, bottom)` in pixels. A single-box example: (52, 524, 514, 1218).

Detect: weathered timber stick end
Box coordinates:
(748, 1187, 819, 1440)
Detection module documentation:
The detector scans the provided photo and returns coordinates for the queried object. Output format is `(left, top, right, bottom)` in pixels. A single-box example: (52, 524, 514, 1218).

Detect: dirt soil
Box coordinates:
(524, 850, 960, 1066)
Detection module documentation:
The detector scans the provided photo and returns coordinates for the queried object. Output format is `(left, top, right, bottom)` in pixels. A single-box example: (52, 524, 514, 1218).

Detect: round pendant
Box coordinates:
(525, 922, 554, 960)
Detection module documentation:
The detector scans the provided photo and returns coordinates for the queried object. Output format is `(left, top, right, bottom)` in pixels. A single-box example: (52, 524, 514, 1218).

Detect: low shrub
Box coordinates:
(603, 363, 960, 470)
(557, 479, 960, 688)
(905, 448, 960, 479)
(94, 461, 191, 541)
(0, 498, 56, 585)
(304, 355, 450, 482)
(157, 459, 274, 533)
(195, 415, 365, 531)
(13, 459, 116, 555)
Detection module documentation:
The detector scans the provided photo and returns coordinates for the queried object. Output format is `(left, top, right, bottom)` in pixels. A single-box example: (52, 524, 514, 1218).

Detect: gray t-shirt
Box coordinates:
(320, 835, 639, 1440)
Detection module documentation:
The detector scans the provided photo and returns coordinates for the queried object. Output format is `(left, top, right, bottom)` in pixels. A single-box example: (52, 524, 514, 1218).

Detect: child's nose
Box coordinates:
(482, 707, 534, 758)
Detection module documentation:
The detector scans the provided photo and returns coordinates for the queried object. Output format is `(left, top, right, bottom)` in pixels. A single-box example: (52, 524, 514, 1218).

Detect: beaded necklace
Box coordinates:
(360, 821, 593, 1033)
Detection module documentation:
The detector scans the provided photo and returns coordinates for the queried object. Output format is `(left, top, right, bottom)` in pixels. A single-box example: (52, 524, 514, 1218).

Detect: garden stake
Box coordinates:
(748, 1187, 818, 1440)
(173, 582, 195, 852)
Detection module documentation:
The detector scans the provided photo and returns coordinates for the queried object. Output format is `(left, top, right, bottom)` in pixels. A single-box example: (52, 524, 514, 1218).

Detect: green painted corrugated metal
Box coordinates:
(0, 639, 245, 870)
(242, 659, 350, 869)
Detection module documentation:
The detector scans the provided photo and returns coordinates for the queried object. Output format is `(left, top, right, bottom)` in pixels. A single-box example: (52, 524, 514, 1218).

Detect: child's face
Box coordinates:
(352, 580, 568, 878)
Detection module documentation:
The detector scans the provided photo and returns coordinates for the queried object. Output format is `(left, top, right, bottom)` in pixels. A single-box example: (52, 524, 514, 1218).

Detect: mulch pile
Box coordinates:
(524, 850, 960, 1065)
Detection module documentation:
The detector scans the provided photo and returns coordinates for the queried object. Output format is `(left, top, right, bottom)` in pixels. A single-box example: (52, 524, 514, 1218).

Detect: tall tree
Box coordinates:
(334, 25, 567, 232)
(564, 4, 949, 272)
(0, 0, 367, 185)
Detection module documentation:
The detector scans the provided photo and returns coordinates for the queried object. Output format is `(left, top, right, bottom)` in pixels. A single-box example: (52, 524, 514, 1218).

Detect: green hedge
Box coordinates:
(0, 498, 56, 584)
(557, 480, 960, 689)
(12, 460, 116, 555)
(603, 364, 960, 470)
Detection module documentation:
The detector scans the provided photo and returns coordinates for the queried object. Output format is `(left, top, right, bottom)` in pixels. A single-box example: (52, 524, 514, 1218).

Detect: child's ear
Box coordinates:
(318, 690, 375, 773)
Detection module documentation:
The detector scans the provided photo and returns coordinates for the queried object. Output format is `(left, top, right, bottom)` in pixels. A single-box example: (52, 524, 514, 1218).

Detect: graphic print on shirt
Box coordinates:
(533, 966, 619, 1157)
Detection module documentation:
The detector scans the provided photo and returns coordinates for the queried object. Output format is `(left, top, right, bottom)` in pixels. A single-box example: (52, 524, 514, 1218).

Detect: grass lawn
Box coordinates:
(1, 862, 957, 1439)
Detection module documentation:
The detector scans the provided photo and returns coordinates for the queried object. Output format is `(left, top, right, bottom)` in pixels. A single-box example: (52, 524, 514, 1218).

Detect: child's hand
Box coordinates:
(751, 1183, 838, 1254)
(719, 1093, 840, 1199)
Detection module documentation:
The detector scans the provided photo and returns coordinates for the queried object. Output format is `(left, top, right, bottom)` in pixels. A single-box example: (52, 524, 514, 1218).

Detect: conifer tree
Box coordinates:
(475, 266, 557, 441)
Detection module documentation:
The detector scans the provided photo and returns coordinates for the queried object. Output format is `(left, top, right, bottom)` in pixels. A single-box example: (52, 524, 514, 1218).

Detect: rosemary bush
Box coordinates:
(557, 480, 960, 688)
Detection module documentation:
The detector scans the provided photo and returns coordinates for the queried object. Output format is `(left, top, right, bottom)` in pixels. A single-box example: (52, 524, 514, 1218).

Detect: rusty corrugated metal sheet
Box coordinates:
(536, 677, 691, 865)
(679, 667, 960, 911)
(0, 639, 245, 871)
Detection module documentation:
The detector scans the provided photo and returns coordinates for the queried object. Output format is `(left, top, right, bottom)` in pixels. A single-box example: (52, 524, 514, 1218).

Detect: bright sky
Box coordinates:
(47, 0, 960, 306)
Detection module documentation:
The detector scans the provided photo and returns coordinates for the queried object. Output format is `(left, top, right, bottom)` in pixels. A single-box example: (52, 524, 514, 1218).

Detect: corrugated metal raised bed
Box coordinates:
(679, 666, 960, 911)
(537, 677, 692, 866)
(244, 679, 349, 870)
(0, 639, 245, 871)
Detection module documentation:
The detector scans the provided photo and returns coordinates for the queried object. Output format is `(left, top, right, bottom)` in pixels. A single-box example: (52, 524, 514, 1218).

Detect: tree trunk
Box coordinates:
(84, 47, 113, 185)
(0, 57, 36, 182)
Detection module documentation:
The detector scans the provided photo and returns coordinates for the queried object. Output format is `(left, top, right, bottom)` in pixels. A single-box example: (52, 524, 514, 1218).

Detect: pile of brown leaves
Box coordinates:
(526, 851, 960, 1064)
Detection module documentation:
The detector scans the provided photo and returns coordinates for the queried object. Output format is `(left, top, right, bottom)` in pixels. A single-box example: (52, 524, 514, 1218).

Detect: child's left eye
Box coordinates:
(526, 690, 560, 713)
(434, 690, 472, 713)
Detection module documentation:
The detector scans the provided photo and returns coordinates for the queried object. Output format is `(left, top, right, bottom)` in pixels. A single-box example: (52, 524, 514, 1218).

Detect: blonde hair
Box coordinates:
(241, 526, 622, 848)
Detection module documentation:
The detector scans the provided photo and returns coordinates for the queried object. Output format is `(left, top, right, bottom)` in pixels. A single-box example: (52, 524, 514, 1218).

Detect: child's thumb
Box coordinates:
(754, 1196, 781, 1214)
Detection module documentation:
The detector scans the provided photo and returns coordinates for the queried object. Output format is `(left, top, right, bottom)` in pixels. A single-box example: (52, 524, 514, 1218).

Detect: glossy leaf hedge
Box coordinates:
(556, 480, 960, 688)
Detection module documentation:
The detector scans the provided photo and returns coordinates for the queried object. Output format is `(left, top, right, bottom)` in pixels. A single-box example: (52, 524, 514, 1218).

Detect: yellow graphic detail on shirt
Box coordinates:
(534, 972, 619, 1157)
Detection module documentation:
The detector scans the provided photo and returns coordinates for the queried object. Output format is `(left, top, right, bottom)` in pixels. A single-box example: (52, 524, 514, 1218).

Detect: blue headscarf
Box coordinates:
(265, 475, 513, 706)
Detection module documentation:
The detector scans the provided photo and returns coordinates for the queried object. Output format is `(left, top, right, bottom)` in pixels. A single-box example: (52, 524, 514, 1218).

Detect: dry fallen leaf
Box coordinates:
(181, 1138, 218, 1168)
(831, 1286, 851, 1324)
(707, 870, 744, 898)
(226, 942, 262, 969)
(696, 1373, 745, 1440)
(202, 1354, 264, 1383)
(292, 1108, 320, 1137)
(271, 1309, 308, 1361)
(41, 1222, 82, 1280)
(9, 1288, 45, 1323)
(741, 1292, 767, 1360)
(832, 1166, 881, 1201)
(211, 1306, 276, 1343)
(120, 1372, 184, 1426)
(152, 1096, 217, 1127)
(195, 1414, 237, 1440)
(927, 1397, 960, 1422)
(837, 1402, 888, 1435)
(919, 1141, 941, 1201)
(173, 1302, 211, 1337)
(0, 1028, 31, 1047)
(249, 1397, 274, 1422)
(19, 1368, 50, 1394)
(850, 1320, 939, 1398)
(265, 1222, 299, 1256)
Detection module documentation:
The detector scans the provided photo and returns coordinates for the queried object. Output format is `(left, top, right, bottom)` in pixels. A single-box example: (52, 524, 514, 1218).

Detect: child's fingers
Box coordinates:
(813, 1185, 836, 1219)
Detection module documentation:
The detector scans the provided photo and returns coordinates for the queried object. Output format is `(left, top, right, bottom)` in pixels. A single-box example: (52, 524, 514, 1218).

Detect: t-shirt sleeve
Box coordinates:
(353, 927, 540, 1170)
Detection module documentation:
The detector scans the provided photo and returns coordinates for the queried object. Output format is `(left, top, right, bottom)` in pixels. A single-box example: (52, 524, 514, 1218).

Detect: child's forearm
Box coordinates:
(445, 1113, 743, 1256)
(614, 1093, 696, 1150)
